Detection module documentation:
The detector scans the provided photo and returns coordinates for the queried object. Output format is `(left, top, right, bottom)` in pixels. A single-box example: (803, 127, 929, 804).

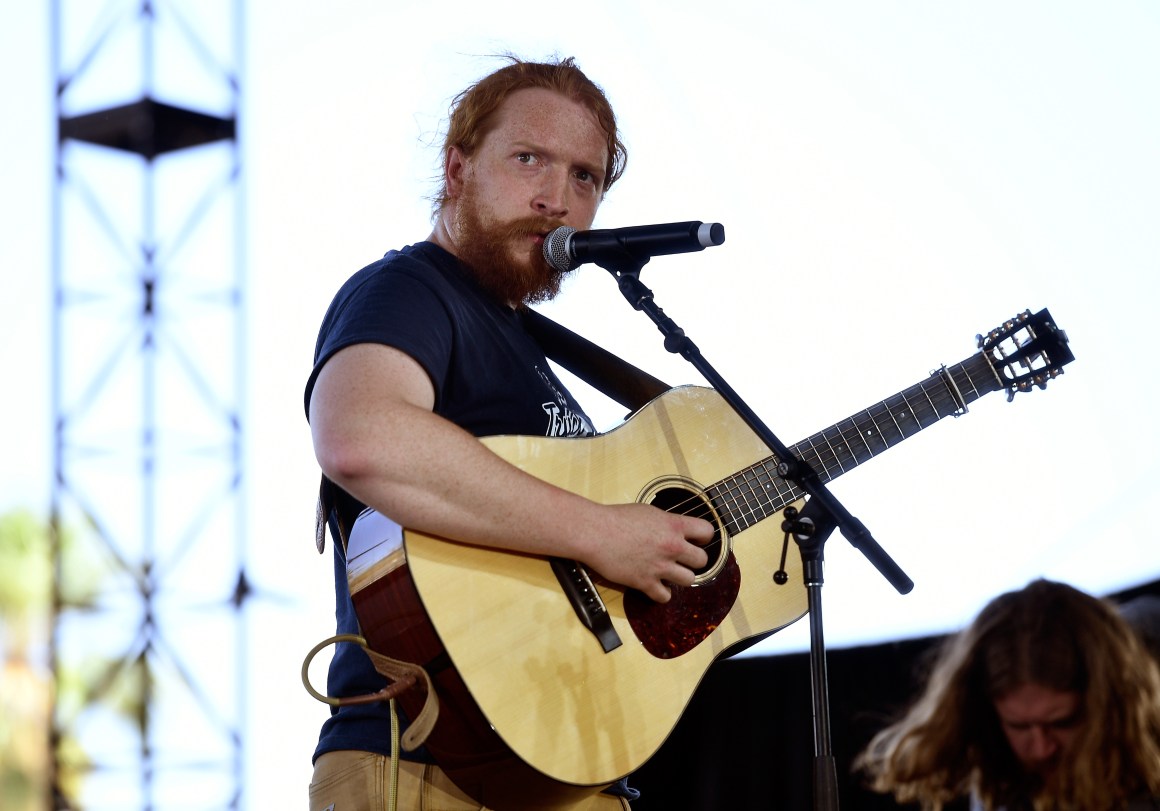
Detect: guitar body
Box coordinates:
(350, 386, 809, 799)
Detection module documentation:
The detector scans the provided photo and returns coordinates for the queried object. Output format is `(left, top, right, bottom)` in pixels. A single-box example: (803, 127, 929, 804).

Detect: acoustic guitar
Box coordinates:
(346, 308, 1073, 809)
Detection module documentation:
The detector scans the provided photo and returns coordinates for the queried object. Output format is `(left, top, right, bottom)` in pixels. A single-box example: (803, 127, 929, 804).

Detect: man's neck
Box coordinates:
(428, 207, 459, 258)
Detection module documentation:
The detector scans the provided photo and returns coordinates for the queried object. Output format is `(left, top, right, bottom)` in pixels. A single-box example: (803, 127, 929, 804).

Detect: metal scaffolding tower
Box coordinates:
(50, 1, 246, 808)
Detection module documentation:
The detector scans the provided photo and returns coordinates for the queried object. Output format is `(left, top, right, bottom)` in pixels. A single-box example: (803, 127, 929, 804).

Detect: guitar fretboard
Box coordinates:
(708, 352, 1002, 535)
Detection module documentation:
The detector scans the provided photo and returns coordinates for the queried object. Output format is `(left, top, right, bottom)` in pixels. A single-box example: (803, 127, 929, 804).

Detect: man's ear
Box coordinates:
(444, 145, 469, 199)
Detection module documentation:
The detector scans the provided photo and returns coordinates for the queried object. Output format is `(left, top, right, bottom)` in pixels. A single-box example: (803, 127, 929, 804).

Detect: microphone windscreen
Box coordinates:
(543, 226, 578, 272)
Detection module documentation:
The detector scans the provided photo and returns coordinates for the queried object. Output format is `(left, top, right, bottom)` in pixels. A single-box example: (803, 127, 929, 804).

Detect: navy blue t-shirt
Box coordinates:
(304, 241, 595, 764)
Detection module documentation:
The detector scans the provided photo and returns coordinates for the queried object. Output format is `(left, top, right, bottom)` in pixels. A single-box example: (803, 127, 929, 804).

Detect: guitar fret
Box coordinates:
(855, 409, 890, 456)
(830, 425, 854, 471)
(712, 472, 754, 532)
(948, 362, 979, 406)
(927, 373, 965, 421)
(804, 433, 837, 480)
(837, 417, 876, 465)
(759, 458, 790, 504)
(726, 470, 765, 527)
(743, 462, 786, 528)
(709, 485, 736, 527)
(820, 430, 847, 475)
(893, 392, 923, 439)
(913, 383, 942, 428)
(963, 363, 984, 401)
(822, 432, 844, 472)
(712, 458, 798, 533)
(957, 354, 1003, 404)
(880, 398, 907, 443)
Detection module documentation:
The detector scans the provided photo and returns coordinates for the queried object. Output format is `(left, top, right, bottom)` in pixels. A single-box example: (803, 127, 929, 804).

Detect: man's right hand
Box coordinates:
(577, 502, 713, 604)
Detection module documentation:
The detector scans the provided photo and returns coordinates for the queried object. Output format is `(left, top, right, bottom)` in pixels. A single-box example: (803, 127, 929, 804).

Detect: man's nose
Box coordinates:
(533, 169, 569, 219)
(1025, 726, 1059, 761)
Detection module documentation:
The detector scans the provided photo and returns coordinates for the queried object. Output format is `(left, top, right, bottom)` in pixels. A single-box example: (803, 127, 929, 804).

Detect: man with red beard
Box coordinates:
(304, 57, 713, 810)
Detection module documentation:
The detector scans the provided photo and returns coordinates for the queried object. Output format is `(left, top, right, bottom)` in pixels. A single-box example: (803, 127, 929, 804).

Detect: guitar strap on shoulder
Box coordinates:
(522, 308, 671, 411)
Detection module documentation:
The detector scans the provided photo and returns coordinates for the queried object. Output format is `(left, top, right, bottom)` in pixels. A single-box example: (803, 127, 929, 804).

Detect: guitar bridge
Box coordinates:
(550, 558, 622, 653)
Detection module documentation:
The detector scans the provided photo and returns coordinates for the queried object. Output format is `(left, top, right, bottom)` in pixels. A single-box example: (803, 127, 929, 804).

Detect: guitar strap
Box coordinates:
(522, 308, 671, 411)
(315, 310, 671, 555)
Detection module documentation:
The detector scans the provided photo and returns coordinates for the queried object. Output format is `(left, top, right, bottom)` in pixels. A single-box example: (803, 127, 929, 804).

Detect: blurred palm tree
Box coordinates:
(0, 510, 53, 811)
(1, 510, 114, 810)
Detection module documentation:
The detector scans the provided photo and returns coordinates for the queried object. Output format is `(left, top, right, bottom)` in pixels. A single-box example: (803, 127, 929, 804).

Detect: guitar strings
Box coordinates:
(650, 357, 982, 562)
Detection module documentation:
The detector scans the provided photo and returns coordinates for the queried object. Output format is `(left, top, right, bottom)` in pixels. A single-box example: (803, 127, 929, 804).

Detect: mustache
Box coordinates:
(497, 216, 567, 241)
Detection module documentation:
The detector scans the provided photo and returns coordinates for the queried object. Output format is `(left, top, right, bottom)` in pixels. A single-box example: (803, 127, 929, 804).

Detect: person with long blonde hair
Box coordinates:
(856, 579, 1160, 810)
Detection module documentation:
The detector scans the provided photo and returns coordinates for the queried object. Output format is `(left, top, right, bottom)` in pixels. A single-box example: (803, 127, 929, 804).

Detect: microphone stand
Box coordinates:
(593, 252, 914, 811)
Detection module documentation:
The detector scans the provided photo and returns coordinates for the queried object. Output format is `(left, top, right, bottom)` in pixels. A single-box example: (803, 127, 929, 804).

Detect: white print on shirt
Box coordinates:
(542, 400, 589, 437)
(537, 366, 593, 438)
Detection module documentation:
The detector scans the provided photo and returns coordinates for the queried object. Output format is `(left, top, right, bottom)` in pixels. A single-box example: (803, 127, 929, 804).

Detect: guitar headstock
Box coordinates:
(978, 308, 1075, 401)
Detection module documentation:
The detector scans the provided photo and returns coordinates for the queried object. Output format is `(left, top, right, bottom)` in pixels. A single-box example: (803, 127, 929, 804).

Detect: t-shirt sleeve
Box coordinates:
(304, 263, 455, 418)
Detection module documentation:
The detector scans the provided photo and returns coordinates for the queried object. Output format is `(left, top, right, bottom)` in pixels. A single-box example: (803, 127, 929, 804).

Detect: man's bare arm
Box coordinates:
(309, 342, 711, 603)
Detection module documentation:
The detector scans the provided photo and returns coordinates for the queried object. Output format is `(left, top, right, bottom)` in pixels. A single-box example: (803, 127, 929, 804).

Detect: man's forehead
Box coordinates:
(994, 685, 1081, 722)
(489, 90, 607, 161)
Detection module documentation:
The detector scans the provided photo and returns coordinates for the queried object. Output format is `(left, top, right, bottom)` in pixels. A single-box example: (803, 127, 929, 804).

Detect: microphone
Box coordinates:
(542, 221, 725, 272)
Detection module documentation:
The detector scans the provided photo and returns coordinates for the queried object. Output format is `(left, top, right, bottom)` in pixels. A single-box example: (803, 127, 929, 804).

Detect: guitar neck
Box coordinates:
(709, 351, 1002, 534)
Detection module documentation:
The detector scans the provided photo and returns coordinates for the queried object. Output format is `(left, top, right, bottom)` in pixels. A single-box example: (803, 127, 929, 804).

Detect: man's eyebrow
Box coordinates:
(573, 155, 606, 182)
(506, 137, 606, 186)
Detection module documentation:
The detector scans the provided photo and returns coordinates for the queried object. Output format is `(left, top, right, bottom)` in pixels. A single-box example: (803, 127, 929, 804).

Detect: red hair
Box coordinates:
(434, 56, 627, 209)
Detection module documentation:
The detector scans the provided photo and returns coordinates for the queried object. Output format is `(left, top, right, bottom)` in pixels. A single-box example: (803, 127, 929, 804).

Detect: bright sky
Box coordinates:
(3, 1, 1160, 809)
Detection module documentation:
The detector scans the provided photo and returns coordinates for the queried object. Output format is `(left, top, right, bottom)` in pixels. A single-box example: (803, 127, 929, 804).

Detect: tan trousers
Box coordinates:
(308, 750, 631, 811)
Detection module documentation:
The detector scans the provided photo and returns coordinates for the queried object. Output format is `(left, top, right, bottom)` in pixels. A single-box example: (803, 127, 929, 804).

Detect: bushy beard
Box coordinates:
(451, 181, 567, 307)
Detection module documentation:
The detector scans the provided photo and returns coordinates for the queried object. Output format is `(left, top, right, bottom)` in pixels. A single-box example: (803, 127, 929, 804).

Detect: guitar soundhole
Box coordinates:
(648, 484, 726, 582)
(627, 480, 742, 659)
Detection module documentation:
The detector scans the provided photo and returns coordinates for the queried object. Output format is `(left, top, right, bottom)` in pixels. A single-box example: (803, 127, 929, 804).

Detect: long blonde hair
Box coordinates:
(855, 579, 1160, 810)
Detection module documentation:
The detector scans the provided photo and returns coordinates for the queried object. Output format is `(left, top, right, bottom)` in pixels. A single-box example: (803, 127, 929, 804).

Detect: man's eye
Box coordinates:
(516, 153, 535, 164)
